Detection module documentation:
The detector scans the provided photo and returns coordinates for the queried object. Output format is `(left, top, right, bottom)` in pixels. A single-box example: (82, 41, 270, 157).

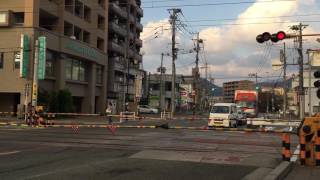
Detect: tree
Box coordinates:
(57, 89, 74, 113)
(38, 89, 74, 113)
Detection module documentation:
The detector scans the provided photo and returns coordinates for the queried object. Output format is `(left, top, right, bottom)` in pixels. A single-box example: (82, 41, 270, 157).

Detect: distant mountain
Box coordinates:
(257, 78, 293, 89)
(198, 78, 223, 96)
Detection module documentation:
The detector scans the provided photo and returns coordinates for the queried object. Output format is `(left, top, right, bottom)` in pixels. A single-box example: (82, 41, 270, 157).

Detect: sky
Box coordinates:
(140, 0, 320, 86)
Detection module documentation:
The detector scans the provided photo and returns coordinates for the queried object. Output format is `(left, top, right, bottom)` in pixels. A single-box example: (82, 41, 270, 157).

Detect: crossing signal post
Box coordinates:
(314, 71, 320, 98)
(256, 31, 286, 43)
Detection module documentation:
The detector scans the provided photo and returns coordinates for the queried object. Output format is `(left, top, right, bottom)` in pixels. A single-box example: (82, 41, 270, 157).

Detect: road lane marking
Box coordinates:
(0, 150, 21, 156)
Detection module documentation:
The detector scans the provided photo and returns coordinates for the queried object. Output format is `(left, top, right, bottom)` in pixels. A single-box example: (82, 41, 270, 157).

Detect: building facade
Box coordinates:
(223, 80, 254, 103)
(148, 74, 182, 111)
(107, 0, 144, 113)
(0, 0, 109, 113)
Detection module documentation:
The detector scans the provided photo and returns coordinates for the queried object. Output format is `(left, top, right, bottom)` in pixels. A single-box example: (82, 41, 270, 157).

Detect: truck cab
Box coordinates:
(208, 103, 238, 128)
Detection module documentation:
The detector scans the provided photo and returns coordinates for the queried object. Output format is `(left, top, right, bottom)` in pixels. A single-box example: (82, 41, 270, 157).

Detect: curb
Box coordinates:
(262, 161, 293, 180)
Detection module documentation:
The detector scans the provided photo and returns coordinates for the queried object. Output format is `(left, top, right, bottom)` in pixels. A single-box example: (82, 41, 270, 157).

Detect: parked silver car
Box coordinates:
(138, 105, 159, 114)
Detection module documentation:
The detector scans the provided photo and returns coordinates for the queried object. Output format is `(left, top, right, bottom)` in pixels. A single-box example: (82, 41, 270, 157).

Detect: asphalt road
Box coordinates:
(0, 121, 297, 180)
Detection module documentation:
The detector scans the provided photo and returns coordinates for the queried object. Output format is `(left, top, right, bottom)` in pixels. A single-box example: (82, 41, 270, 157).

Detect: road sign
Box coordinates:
(31, 83, 37, 105)
(20, 34, 30, 78)
(38, 36, 46, 80)
(310, 51, 320, 67)
(180, 91, 188, 96)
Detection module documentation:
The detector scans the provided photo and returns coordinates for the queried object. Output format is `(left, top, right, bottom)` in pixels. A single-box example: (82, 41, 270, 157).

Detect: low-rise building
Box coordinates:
(147, 74, 182, 111)
(223, 80, 254, 103)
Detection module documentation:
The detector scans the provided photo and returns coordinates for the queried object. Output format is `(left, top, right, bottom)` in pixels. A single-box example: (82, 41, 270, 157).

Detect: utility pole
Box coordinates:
(159, 53, 165, 111)
(248, 73, 259, 85)
(31, 40, 39, 107)
(282, 43, 287, 119)
(192, 32, 202, 118)
(308, 50, 312, 116)
(168, 8, 181, 116)
(122, 3, 131, 112)
(291, 23, 308, 119)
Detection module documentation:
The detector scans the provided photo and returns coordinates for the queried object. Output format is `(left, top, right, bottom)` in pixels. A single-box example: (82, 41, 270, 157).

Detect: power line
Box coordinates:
(176, 13, 320, 23)
(143, 20, 320, 28)
(142, 13, 320, 25)
(142, 0, 296, 8)
(0, 0, 296, 10)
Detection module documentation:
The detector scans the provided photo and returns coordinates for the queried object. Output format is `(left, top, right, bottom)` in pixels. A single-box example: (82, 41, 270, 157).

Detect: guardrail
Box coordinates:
(160, 111, 172, 120)
(119, 112, 136, 122)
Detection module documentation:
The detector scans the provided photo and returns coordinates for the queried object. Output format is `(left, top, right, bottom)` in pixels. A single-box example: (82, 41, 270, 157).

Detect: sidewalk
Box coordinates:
(284, 163, 320, 180)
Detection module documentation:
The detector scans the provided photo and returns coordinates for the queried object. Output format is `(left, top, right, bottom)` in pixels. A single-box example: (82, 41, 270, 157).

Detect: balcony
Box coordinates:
(136, 22, 143, 32)
(134, 53, 142, 63)
(40, 0, 59, 16)
(135, 38, 142, 47)
(136, 6, 143, 17)
(129, 14, 135, 23)
(109, 2, 127, 19)
(114, 61, 125, 72)
(109, 22, 126, 37)
(108, 41, 125, 55)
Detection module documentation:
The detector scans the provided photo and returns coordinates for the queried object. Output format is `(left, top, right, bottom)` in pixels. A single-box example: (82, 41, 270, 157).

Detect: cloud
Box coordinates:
(141, 0, 319, 86)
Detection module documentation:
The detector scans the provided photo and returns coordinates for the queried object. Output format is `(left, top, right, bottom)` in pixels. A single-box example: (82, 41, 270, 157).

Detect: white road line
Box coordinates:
(290, 145, 300, 162)
(0, 150, 21, 156)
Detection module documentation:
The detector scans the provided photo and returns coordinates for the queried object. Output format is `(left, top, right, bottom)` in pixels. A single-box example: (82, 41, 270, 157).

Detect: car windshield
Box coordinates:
(211, 106, 230, 114)
(236, 101, 256, 108)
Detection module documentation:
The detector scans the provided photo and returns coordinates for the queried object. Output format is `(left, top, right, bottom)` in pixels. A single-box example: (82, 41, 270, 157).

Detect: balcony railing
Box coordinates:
(109, 22, 126, 37)
(109, 2, 127, 19)
(136, 6, 143, 17)
(135, 38, 142, 47)
(108, 41, 125, 55)
(136, 22, 143, 32)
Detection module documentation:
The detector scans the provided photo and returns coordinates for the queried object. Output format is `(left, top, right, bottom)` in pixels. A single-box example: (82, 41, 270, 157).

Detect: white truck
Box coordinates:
(208, 103, 239, 128)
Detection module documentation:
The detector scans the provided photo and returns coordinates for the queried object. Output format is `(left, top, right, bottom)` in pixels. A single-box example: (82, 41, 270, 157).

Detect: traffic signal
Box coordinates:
(256, 31, 286, 43)
(314, 71, 320, 98)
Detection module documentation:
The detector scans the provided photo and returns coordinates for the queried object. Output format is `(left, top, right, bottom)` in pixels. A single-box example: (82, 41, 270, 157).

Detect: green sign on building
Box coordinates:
(38, 36, 46, 80)
(20, 34, 30, 78)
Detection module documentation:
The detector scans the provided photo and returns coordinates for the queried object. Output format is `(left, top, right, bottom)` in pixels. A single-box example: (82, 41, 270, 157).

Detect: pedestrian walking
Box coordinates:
(106, 103, 113, 124)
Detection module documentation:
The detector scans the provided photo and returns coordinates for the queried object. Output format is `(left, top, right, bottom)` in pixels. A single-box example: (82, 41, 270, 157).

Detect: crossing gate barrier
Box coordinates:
(298, 114, 320, 166)
(282, 133, 291, 161)
(161, 111, 172, 120)
(120, 112, 136, 122)
(316, 130, 320, 166)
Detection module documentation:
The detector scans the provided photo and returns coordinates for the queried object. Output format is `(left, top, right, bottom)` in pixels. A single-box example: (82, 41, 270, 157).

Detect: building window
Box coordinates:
(65, 59, 72, 80)
(97, 15, 105, 30)
(65, 0, 74, 14)
(74, 25, 82, 40)
(72, 59, 80, 80)
(84, 5, 91, 22)
(0, 52, 3, 69)
(97, 37, 104, 51)
(98, 0, 105, 8)
(46, 50, 55, 77)
(65, 58, 86, 81)
(74, 0, 83, 18)
(14, 51, 20, 69)
(12, 12, 24, 26)
(83, 31, 90, 43)
(79, 61, 85, 81)
(96, 65, 103, 84)
(64, 21, 73, 37)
